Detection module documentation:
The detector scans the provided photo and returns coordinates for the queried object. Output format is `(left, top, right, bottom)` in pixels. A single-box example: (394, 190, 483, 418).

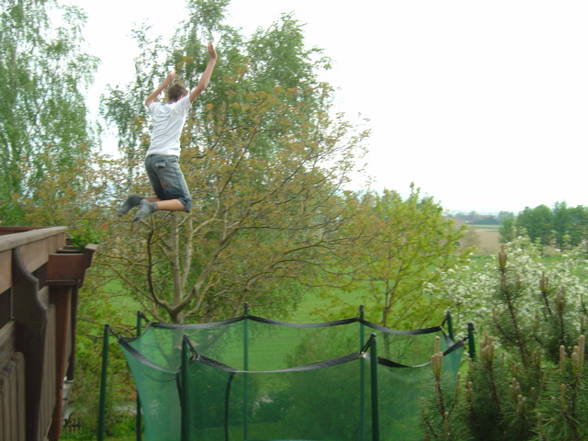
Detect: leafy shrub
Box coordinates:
(422, 239, 588, 441)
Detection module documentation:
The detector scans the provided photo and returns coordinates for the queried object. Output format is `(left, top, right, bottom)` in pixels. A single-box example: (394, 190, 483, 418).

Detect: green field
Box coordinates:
(469, 223, 500, 231)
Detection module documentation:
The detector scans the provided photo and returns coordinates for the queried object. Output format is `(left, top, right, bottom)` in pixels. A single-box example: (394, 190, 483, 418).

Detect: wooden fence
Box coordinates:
(0, 227, 96, 441)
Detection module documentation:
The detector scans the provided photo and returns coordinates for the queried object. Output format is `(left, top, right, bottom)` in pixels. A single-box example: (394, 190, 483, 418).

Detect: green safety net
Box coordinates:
(119, 314, 464, 441)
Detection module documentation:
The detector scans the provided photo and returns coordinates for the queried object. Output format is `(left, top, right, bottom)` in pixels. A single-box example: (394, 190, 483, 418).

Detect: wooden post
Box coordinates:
(0, 322, 26, 441)
(48, 285, 73, 441)
(12, 247, 48, 441)
(0, 227, 95, 440)
(0, 250, 12, 325)
(66, 286, 79, 381)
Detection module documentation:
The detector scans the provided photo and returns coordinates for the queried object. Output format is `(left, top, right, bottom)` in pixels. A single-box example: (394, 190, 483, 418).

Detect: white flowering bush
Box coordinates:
(421, 236, 588, 441)
(426, 236, 588, 343)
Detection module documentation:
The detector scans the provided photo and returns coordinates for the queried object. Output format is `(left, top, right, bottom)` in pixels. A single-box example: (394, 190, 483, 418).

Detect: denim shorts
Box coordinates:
(145, 154, 192, 212)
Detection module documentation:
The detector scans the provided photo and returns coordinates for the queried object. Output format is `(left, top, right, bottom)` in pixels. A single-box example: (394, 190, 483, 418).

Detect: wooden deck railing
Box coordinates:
(0, 226, 96, 441)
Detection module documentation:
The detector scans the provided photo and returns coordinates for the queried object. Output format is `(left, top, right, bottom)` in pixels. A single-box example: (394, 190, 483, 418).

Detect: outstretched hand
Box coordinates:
(188, 42, 218, 102)
(165, 71, 177, 85)
(145, 71, 177, 106)
(207, 42, 217, 60)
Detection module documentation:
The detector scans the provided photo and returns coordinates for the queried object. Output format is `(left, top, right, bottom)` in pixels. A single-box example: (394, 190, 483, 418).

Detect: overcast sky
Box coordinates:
(68, 0, 588, 214)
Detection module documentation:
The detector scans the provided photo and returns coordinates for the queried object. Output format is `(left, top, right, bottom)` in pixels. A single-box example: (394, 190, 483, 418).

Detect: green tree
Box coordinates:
(327, 187, 468, 329)
(565, 206, 588, 247)
(498, 212, 516, 243)
(0, 0, 98, 224)
(553, 202, 572, 247)
(552, 202, 588, 248)
(511, 203, 588, 249)
(99, 0, 367, 323)
(517, 205, 554, 246)
(497, 211, 514, 223)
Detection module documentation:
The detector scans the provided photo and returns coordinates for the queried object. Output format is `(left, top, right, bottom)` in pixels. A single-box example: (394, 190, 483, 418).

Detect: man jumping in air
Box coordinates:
(118, 42, 217, 222)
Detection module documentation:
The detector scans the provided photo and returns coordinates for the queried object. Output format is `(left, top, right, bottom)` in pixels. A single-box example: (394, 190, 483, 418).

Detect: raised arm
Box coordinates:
(189, 42, 218, 102)
(144, 72, 177, 107)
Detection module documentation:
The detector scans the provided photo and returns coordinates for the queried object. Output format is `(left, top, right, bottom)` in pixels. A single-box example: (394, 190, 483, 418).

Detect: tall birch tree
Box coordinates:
(100, 0, 368, 323)
(0, 0, 98, 224)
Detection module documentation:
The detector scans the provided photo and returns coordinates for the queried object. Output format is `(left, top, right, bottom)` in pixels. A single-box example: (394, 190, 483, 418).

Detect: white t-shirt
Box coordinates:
(145, 95, 191, 157)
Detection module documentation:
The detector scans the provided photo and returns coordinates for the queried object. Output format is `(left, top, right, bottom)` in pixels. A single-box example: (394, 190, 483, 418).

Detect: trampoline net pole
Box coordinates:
(445, 310, 455, 341)
(468, 322, 477, 360)
(97, 325, 110, 441)
(369, 333, 380, 441)
(181, 336, 190, 441)
(136, 312, 143, 441)
(359, 305, 366, 441)
(243, 303, 249, 440)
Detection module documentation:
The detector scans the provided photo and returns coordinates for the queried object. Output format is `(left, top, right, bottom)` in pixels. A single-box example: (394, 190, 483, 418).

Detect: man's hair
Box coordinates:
(168, 84, 188, 102)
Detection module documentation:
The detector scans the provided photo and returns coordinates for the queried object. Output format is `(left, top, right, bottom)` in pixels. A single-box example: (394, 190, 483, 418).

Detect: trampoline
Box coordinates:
(101, 307, 465, 441)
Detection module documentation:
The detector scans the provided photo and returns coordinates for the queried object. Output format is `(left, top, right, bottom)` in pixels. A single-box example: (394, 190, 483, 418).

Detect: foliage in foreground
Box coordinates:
(426, 236, 588, 338)
(422, 241, 588, 441)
